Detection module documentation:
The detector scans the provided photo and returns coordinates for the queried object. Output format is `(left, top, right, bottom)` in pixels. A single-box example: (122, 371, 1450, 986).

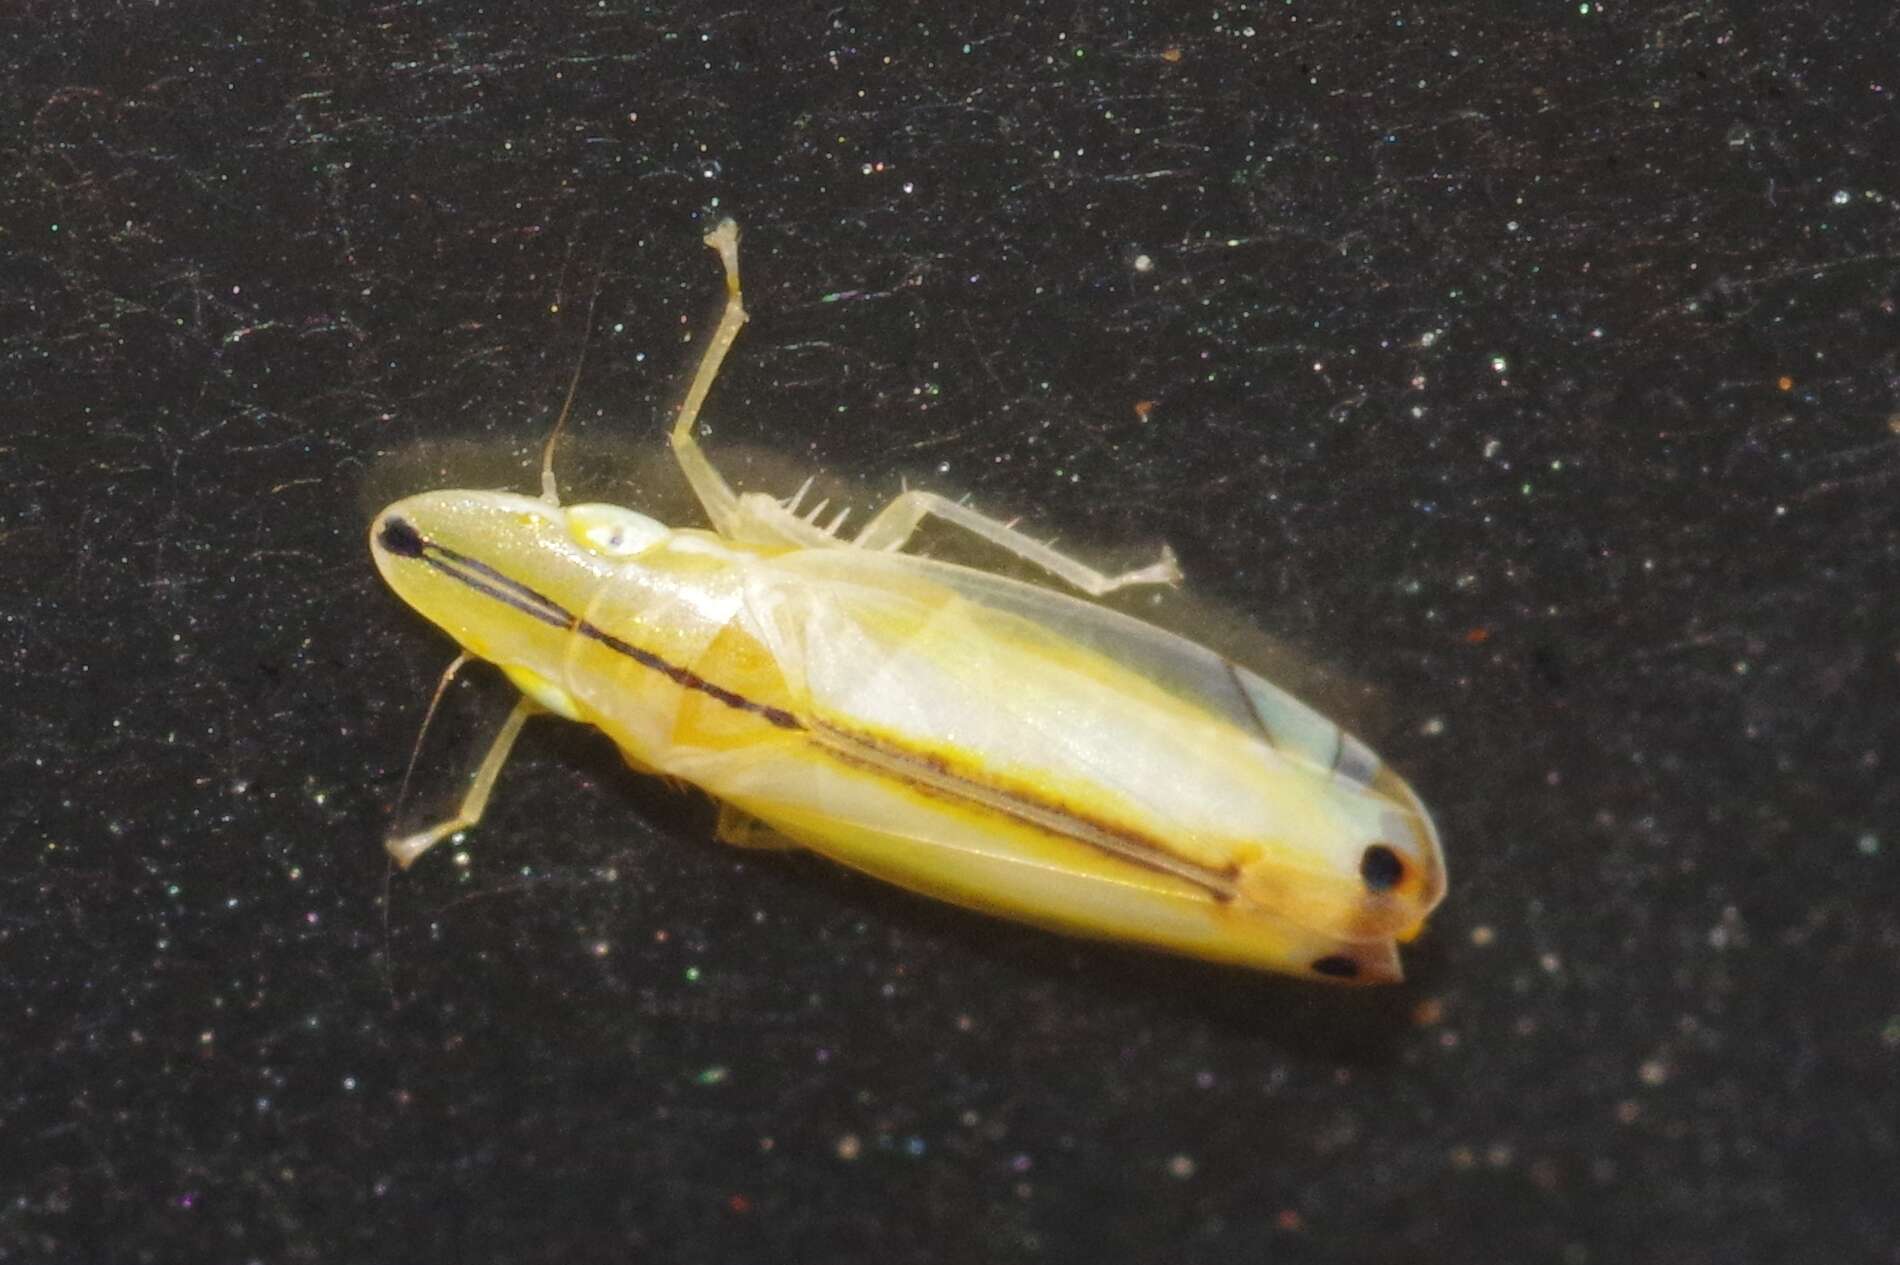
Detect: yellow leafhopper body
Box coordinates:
(372, 222, 1445, 983)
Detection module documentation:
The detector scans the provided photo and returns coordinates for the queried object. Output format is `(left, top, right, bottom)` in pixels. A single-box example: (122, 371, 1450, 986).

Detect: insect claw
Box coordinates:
(1124, 544, 1184, 587)
(1154, 543, 1184, 585)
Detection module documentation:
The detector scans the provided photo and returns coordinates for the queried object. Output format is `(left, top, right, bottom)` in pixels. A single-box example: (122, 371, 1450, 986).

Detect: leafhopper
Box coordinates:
(371, 221, 1446, 983)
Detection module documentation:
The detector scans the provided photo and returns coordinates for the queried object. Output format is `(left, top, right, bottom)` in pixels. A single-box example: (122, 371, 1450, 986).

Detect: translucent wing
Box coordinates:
(742, 546, 1445, 943)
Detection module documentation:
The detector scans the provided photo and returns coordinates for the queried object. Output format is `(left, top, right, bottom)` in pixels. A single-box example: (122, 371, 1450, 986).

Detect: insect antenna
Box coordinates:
(389, 652, 474, 839)
(538, 267, 609, 506)
(382, 650, 472, 1004)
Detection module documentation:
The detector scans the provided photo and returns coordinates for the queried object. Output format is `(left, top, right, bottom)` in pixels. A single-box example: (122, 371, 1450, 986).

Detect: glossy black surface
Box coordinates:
(8, 5, 1896, 1262)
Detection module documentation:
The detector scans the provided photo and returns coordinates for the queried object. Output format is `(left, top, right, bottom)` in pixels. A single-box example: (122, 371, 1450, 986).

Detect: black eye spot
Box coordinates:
(1360, 844, 1404, 892)
(1311, 955, 1359, 979)
(377, 516, 426, 558)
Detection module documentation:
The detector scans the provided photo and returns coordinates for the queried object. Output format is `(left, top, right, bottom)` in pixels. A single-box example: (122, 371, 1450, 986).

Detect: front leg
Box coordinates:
(386, 694, 543, 869)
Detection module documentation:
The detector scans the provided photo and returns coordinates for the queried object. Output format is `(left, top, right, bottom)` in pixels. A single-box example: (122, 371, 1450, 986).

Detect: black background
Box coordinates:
(7, 3, 1898, 1262)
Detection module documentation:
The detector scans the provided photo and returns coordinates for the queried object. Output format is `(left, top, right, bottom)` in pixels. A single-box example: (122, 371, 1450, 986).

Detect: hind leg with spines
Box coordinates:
(852, 490, 1182, 596)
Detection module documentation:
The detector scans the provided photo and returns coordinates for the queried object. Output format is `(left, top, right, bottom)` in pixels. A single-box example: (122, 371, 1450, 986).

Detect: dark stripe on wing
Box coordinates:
(811, 718, 1242, 902)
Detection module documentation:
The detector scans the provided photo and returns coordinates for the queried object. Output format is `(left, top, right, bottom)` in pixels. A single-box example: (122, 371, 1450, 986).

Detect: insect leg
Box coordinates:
(386, 695, 543, 869)
(668, 219, 750, 534)
(852, 490, 1183, 596)
(713, 802, 801, 851)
